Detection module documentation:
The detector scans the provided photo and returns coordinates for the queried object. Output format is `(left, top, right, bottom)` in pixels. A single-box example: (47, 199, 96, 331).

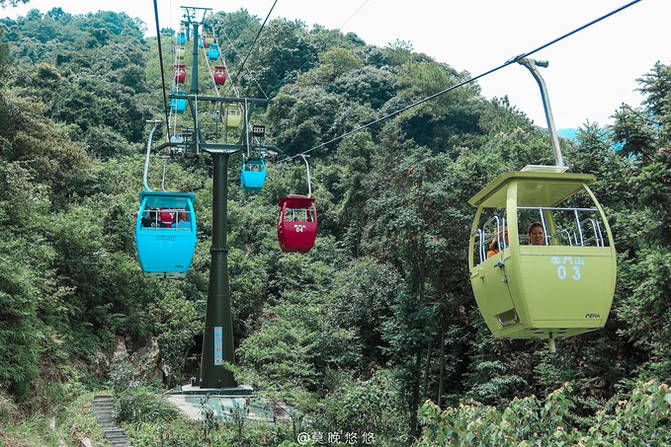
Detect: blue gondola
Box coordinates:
(135, 191, 196, 279)
(171, 90, 186, 113)
(241, 158, 266, 192)
(208, 43, 220, 60)
(176, 31, 186, 45)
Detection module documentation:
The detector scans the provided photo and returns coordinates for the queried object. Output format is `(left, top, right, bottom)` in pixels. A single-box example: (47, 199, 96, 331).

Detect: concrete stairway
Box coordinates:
(92, 395, 131, 447)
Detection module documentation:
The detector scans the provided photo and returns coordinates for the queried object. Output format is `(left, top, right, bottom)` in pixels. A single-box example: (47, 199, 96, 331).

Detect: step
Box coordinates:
(94, 412, 114, 418)
(92, 395, 132, 447)
(96, 418, 115, 424)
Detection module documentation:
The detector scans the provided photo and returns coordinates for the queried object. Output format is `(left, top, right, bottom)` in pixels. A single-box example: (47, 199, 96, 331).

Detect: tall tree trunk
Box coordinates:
(408, 350, 422, 444)
(437, 316, 446, 407)
(422, 340, 433, 400)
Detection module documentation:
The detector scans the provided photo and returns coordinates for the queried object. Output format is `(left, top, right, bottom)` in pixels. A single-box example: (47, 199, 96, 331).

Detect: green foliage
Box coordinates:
(330, 66, 397, 108)
(4, 11, 151, 144)
(0, 96, 93, 205)
(266, 84, 342, 154)
(299, 47, 363, 86)
(317, 370, 406, 446)
(0, 391, 108, 447)
(0, 29, 10, 86)
(0, 227, 52, 402)
(617, 249, 671, 377)
(238, 290, 360, 390)
(325, 258, 403, 366)
(237, 17, 317, 96)
(124, 415, 284, 447)
(0, 388, 18, 426)
(109, 354, 179, 424)
(390, 61, 483, 152)
(466, 361, 528, 404)
(114, 386, 180, 424)
(416, 381, 671, 446)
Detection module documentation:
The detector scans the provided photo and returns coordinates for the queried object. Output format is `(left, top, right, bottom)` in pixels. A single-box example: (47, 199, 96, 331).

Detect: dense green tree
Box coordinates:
(0, 30, 10, 85)
(609, 62, 671, 380)
(237, 18, 317, 96)
(331, 65, 397, 108)
(388, 60, 483, 153)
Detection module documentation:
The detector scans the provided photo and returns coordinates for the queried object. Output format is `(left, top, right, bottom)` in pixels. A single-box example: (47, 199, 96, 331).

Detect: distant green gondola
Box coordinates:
(225, 105, 242, 128)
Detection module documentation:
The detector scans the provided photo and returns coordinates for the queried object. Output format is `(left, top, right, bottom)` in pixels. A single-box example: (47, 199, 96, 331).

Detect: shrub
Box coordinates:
(114, 386, 179, 424)
(416, 380, 671, 446)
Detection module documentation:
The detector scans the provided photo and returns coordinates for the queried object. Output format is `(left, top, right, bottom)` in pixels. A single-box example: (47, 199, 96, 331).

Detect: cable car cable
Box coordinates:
(202, 42, 222, 97)
(152, 0, 171, 138)
(230, 0, 279, 88)
(292, 0, 374, 76)
(218, 26, 268, 99)
(338, 0, 371, 30)
(279, 0, 642, 163)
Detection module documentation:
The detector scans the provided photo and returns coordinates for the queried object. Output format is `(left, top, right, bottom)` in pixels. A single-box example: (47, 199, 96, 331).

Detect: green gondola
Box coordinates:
(468, 168, 616, 343)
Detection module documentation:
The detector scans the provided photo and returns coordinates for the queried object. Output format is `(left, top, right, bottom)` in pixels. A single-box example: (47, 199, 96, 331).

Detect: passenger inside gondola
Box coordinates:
(487, 226, 508, 259)
(284, 208, 314, 223)
(172, 210, 191, 229)
(141, 209, 160, 228)
(160, 210, 175, 227)
(527, 222, 546, 245)
(474, 199, 611, 266)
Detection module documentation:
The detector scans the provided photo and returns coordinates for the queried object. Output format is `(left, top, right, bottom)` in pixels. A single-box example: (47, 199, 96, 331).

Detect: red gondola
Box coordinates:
(277, 196, 317, 253)
(277, 155, 317, 253)
(173, 64, 186, 84)
(214, 66, 227, 86)
(202, 32, 213, 49)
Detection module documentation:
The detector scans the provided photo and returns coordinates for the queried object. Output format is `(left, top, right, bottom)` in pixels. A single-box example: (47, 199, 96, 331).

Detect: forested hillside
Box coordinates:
(0, 6, 670, 446)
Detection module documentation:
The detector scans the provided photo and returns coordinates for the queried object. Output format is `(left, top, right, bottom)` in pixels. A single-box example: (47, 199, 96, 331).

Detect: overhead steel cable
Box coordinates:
(230, 0, 279, 88)
(290, 0, 374, 80)
(152, 0, 171, 139)
(338, 0, 371, 30)
(218, 24, 268, 99)
(280, 0, 643, 162)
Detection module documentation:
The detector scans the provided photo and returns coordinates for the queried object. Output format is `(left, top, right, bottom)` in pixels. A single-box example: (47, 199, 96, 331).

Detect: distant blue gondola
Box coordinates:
(171, 90, 186, 113)
(208, 43, 220, 60)
(135, 191, 197, 279)
(177, 31, 186, 45)
(241, 158, 266, 192)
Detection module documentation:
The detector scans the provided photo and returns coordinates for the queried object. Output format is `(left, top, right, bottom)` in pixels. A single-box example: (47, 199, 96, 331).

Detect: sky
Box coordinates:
(2, 0, 670, 130)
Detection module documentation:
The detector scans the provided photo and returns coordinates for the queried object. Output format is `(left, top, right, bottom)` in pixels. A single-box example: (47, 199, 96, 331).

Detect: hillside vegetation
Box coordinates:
(0, 6, 670, 446)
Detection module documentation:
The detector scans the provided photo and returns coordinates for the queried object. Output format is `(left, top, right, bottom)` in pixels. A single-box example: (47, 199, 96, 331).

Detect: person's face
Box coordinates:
(529, 226, 545, 245)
